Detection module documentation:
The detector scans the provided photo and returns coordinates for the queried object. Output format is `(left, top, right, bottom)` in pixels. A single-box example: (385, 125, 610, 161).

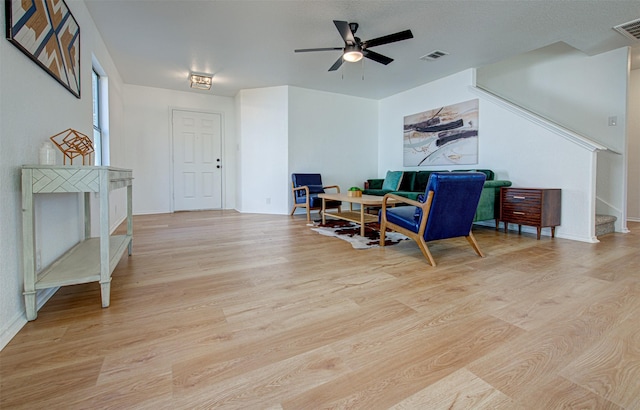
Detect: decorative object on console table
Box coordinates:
(50, 129, 94, 165)
(5, 0, 81, 98)
(38, 141, 57, 165)
(499, 187, 561, 240)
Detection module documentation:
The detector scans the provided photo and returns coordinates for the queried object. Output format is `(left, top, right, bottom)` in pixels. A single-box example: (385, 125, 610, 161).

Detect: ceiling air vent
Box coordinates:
(420, 50, 449, 61)
(614, 18, 640, 41)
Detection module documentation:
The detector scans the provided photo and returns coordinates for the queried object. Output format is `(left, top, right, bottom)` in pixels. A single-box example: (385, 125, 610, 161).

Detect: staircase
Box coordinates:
(595, 214, 617, 237)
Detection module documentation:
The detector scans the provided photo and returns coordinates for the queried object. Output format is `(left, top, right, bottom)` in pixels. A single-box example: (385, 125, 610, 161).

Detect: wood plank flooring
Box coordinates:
(1, 211, 639, 409)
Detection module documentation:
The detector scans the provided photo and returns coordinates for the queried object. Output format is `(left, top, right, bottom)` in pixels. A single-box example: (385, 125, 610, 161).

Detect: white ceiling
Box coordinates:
(84, 0, 640, 100)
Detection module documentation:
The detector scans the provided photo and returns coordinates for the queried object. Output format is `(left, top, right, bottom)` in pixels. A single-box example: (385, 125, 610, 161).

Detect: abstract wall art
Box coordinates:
(403, 99, 479, 166)
(5, 0, 81, 98)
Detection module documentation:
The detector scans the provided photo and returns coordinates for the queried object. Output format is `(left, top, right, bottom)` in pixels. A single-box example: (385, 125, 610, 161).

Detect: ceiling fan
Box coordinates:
(295, 20, 414, 71)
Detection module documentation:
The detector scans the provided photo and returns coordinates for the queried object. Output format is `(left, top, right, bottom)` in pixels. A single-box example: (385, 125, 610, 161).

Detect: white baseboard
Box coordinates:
(0, 287, 58, 351)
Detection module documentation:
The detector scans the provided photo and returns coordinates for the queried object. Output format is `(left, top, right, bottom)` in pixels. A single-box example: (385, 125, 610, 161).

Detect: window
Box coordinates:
(92, 69, 103, 166)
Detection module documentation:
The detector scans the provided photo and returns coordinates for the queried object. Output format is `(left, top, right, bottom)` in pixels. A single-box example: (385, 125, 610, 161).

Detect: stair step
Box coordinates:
(595, 214, 616, 237)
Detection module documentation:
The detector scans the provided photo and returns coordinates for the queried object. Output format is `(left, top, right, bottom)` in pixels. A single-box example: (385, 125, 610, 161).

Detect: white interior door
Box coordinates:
(172, 110, 222, 211)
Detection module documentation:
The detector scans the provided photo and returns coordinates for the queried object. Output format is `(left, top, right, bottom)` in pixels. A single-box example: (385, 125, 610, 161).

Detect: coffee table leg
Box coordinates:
(360, 206, 365, 236)
(322, 198, 326, 225)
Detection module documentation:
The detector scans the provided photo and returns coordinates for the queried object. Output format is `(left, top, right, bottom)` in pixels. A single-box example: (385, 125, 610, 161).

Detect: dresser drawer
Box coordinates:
(501, 208, 541, 225)
(502, 189, 541, 204)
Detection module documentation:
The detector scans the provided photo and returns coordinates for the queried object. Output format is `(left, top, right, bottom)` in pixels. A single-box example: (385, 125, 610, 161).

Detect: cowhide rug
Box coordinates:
(310, 219, 409, 249)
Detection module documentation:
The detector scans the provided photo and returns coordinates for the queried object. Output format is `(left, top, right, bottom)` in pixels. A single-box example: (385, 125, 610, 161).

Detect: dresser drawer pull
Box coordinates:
(513, 211, 525, 215)
(513, 196, 526, 199)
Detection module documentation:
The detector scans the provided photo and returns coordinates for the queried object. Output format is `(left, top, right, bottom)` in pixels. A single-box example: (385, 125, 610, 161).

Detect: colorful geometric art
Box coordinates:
(5, 0, 81, 98)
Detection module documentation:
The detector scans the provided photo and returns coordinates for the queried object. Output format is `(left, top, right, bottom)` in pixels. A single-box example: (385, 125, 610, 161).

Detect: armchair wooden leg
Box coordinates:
(466, 232, 485, 258)
(417, 237, 437, 267)
(306, 208, 311, 222)
(290, 206, 296, 217)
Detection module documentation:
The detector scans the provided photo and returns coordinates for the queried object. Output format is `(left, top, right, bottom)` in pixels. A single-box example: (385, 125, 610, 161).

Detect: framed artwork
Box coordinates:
(5, 0, 81, 98)
(403, 99, 479, 166)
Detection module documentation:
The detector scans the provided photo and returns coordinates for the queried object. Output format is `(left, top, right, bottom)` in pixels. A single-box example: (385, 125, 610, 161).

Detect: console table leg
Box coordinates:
(537, 227, 541, 240)
(24, 291, 37, 321)
(100, 281, 111, 308)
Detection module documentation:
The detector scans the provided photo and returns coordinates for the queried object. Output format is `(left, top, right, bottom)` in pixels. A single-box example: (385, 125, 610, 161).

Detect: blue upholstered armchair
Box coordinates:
(290, 173, 341, 222)
(379, 172, 486, 266)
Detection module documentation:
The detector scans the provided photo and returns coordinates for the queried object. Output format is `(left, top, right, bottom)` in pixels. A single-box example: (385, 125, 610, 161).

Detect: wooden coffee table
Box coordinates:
(318, 192, 397, 236)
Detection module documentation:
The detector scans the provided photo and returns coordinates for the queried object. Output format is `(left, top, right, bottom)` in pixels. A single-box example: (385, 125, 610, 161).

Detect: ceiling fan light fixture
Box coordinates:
(343, 45, 363, 62)
(189, 72, 213, 90)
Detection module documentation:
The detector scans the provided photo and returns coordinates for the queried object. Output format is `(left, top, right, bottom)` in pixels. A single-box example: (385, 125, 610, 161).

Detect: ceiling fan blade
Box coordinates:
(334, 20, 356, 45)
(328, 55, 345, 71)
(363, 49, 393, 65)
(362, 29, 413, 48)
(295, 47, 343, 53)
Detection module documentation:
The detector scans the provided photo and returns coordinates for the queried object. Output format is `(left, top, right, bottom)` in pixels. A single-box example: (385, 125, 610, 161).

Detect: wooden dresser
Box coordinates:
(499, 187, 561, 240)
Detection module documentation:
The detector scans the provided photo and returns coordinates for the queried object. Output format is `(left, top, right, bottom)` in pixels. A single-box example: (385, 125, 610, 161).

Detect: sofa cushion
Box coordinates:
(413, 171, 448, 192)
(473, 179, 512, 221)
(366, 179, 384, 190)
(398, 171, 416, 192)
(382, 171, 404, 191)
(363, 188, 393, 196)
(452, 169, 495, 181)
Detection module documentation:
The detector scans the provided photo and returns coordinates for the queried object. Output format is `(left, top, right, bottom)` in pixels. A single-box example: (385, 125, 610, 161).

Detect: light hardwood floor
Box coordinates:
(1, 211, 639, 409)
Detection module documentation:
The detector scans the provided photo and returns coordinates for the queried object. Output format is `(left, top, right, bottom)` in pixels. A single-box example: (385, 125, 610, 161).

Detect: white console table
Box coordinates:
(22, 165, 133, 320)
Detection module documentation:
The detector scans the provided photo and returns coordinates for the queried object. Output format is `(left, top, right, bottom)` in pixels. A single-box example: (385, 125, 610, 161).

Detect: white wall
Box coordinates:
(379, 70, 596, 242)
(0, 2, 125, 349)
(288, 86, 378, 210)
(476, 43, 630, 232)
(476, 42, 628, 153)
(236, 87, 289, 214)
(123, 85, 236, 214)
(235, 86, 378, 216)
(629, 69, 640, 222)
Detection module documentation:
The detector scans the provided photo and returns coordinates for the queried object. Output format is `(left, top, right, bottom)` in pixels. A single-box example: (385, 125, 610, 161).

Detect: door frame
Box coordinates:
(169, 107, 226, 212)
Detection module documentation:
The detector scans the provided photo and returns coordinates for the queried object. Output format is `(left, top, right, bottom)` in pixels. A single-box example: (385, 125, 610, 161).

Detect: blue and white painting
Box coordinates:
(403, 99, 479, 166)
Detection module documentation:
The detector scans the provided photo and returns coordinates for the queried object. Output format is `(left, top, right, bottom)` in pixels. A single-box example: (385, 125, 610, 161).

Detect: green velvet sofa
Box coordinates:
(363, 169, 512, 225)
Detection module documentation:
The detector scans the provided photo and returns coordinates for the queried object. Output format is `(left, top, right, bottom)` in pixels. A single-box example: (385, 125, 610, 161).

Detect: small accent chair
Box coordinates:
(379, 172, 487, 266)
(290, 173, 341, 222)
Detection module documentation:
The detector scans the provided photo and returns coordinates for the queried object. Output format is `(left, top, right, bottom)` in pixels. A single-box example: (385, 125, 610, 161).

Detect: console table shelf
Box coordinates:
(35, 236, 131, 289)
(22, 165, 133, 320)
